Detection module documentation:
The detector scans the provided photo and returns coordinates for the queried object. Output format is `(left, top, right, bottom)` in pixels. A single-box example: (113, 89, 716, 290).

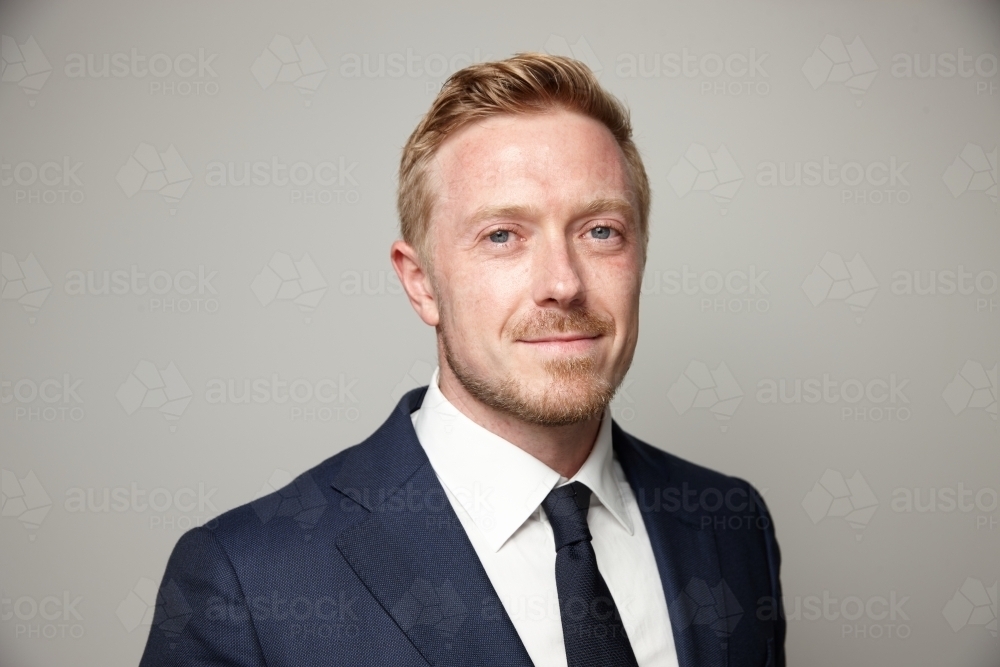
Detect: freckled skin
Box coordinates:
(391, 109, 644, 477)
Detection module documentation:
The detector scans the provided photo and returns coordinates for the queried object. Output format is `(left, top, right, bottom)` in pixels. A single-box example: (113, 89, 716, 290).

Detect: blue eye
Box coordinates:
(489, 229, 511, 243)
(591, 226, 612, 239)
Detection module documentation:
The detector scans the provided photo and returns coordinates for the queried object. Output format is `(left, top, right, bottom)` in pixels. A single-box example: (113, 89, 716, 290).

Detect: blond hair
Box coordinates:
(397, 52, 650, 265)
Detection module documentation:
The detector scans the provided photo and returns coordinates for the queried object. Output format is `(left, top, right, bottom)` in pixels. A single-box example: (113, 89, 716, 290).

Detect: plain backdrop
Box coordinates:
(1, 1, 997, 665)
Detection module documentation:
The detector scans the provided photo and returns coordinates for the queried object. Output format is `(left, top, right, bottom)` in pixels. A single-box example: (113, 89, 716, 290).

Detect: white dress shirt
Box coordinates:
(411, 366, 679, 667)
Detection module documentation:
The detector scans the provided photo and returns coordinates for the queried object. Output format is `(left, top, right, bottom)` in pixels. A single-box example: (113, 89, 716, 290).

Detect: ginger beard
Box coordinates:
(437, 296, 624, 426)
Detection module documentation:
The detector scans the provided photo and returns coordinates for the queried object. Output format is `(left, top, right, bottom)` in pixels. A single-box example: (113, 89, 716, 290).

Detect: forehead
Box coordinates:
(427, 109, 630, 217)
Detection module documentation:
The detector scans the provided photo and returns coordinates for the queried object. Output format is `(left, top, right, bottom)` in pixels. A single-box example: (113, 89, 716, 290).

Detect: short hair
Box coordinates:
(397, 52, 650, 266)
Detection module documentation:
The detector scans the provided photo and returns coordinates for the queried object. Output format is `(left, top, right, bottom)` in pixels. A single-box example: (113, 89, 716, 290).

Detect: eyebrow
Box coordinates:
(465, 197, 636, 228)
(577, 197, 636, 226)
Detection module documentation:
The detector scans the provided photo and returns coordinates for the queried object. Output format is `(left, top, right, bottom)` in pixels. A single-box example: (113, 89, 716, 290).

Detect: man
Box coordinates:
(140, 54, 784, 667)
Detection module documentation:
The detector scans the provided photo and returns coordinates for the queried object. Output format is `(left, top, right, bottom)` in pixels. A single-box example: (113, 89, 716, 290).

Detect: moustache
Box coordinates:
(507, 308, 615, 341)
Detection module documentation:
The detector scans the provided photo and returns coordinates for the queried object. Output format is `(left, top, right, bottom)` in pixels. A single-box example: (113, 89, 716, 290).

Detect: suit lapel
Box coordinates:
(613, 422, 729, 667)
(331, 388, 534, 667)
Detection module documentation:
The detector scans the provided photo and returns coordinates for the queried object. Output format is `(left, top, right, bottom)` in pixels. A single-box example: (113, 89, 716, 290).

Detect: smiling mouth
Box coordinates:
(517, 335, 602, 354)
(520, 333, 600, 343)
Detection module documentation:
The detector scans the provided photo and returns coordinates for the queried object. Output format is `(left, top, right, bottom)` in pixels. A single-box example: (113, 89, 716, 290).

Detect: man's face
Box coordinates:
(425, 108, 643, 426)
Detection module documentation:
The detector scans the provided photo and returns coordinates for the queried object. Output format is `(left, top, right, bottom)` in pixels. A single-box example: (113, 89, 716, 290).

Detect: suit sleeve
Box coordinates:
(749, 482, 785, 667)
(137, 526, 267, 667)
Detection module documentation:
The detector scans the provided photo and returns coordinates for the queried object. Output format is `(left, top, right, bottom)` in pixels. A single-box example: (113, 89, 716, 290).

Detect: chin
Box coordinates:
(465, 358, 617, 426)
(512, 382, 614, 426)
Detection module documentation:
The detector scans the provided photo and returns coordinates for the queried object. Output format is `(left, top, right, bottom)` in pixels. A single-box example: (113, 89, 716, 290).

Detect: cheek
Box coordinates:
(454, 258, 529, 309)
(583, 254, 641, 299)
(582, 260, 642, 333)
(437, 259, 527, 338)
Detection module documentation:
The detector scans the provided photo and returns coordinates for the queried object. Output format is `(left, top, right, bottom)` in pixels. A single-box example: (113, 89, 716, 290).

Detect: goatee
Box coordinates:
(439, 307, 621, 427)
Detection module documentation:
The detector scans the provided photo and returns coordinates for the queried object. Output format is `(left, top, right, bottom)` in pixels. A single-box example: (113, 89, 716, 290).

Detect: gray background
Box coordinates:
(1, 1, 998, 665)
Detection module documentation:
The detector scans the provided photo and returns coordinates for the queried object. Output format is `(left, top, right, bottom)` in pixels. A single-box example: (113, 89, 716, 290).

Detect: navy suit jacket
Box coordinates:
(139, 386, 785, 667)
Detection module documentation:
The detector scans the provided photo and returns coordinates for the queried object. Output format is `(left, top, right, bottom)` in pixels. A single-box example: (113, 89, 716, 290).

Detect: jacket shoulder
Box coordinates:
(180, 441, 370, 557)
(179, 388, 430, 557)
(616, 424, 762, 496)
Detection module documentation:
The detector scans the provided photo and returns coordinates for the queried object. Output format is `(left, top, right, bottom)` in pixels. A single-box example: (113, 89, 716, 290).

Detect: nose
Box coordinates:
(531, 231, 586, 309)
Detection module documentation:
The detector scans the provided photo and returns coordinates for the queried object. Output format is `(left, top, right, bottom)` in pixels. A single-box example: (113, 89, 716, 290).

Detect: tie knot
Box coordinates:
(540, 481, 593, 551)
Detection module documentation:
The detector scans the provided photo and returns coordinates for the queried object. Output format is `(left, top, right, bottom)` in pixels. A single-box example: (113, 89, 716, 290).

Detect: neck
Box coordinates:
(435, 360, 603, 479)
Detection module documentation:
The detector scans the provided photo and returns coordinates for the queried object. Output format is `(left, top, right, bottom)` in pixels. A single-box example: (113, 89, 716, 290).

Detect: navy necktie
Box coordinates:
(541, 481, 640, 667)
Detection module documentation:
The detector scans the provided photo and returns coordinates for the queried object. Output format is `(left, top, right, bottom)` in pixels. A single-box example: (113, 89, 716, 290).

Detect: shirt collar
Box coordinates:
(411, 366, 633, 552)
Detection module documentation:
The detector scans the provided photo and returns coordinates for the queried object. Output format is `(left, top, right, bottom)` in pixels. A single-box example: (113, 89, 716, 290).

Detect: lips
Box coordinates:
(520, 333, 600, 343)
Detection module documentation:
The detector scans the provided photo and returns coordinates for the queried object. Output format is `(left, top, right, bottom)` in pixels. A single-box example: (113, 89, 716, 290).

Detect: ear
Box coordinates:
(391, 239, 440, 327)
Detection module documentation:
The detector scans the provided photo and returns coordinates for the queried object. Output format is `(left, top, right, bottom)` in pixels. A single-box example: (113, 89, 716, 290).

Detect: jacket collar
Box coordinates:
(613, 421, 730, 667)
(331, 386, 533, 666)
(331, 387, 727, 667)
(330, 385, 431, 511)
